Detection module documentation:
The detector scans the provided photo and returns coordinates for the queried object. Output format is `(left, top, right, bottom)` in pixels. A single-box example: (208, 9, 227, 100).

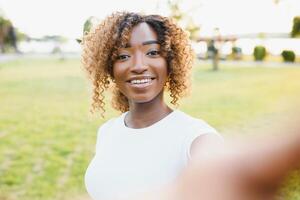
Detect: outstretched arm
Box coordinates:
(176, 122, 300, 200)
(121, 121, 300, 200)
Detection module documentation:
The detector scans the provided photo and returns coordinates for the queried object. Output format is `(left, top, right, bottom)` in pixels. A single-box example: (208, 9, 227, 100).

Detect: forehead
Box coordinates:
(128, 22, 158, 46)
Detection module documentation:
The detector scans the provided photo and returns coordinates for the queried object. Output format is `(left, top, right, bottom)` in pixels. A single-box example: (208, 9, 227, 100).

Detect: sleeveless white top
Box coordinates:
(85, 110, 219, 200)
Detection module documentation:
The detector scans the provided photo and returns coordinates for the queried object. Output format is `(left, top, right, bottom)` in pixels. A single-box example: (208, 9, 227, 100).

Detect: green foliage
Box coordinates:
(167, 0, 200, 41)
(42, 35, 67, 43)
(0, 16, 11, 26)
(0, 15, 26, 52)
(1, 59, 300, 200)
(77, 16, 99, 44)
(83, 16, 98, 34)
(0, 16, 12, 48)
(185, 19, 201, 41)
(231, 46, 242, 60)
(51, 46, 62, 54)
(253, 45, 267, 61)
(16, 30, 27, 41)
(281, 50, 296, 62)
(168, 0, 184, 21)
(291, 16, 300, 38)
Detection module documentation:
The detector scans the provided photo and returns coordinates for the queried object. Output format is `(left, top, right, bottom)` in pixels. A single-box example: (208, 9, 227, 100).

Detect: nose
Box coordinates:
(131, 52, 148, 74)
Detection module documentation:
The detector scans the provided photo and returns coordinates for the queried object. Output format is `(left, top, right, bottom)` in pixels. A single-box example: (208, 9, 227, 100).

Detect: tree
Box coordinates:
(0, 15, 25, 53)
(167, 1, 223, 71)
(167, 0, 200, 41)
(291, 16, 300, 38)
(0, 16, 11, 52)
(77, 16, 99, 44)
(168, 0, 184, 22)
(185, 19, 201, 41)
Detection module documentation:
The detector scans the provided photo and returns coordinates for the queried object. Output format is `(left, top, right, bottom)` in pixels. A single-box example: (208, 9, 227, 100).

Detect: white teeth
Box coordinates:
(130, 78, 152, 84)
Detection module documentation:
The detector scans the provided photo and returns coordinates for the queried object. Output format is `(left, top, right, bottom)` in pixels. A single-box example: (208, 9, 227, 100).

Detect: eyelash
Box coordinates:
(147, 50, 160, 56)
(117, 54, 130, 61)
(116, 50, 160, 61)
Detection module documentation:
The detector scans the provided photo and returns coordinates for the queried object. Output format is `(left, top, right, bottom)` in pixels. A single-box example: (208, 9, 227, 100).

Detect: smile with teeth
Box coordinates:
(130, 78, 152, 85)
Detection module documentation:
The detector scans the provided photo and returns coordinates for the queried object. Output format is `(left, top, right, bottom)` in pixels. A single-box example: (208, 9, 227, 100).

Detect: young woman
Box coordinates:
(82, 11, 300, 200)
(82, 12, 222, 200)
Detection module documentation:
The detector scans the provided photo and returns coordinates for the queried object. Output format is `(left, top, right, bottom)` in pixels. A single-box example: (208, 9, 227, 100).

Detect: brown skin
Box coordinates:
(178, 131, 300, 200)
(82, 12, 194, 113)
(113, 22, 172, 128)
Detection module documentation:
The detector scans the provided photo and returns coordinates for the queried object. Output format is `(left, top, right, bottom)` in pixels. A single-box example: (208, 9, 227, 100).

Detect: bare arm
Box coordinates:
(237, 130, 300, 191)
(177, 123, 300, 200)
(122, 122, 300, 200)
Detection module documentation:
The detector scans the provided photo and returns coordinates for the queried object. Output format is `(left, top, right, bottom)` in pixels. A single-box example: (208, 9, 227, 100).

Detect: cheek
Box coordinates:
(112, 63, 123, 80)
(157, 60, 168, 81)
(112, 64, 128, 94)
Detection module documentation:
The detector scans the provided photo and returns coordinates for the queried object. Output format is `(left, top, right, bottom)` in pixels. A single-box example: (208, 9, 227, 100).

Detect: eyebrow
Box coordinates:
(125, 40, 159, 48)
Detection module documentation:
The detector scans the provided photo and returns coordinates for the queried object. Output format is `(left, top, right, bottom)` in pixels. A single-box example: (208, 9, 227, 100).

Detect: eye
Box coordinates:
(147, 50, 160, 57)
(117, 54, 130, 61)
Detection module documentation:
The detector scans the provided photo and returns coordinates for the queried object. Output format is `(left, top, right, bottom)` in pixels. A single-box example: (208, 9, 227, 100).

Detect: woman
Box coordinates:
(82, 12, 222, 200)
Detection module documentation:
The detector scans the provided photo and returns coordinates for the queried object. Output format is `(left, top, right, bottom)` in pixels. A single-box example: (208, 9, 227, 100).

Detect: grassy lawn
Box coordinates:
(0, 58, 300, 200)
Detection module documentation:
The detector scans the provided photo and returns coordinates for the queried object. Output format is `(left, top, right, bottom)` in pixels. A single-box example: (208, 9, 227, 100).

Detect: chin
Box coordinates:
(125, 89, 164, 105)
(131, 97, 154, 104)
(129, 93, 161, 104)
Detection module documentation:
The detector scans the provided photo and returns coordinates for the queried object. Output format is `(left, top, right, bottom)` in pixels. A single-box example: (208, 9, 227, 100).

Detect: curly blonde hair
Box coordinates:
(81, 12, 194, 114)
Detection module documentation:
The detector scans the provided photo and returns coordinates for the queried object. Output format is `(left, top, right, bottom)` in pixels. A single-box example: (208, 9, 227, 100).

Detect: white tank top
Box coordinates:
(85, 110, 219, 200)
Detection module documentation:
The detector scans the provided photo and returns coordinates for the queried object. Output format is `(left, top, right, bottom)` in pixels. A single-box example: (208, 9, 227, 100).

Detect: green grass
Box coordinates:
(0, 58, 300, 200)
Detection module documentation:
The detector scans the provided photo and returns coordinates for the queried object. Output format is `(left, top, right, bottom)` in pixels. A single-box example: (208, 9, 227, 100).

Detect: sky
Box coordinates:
(0, 0, 299, 39)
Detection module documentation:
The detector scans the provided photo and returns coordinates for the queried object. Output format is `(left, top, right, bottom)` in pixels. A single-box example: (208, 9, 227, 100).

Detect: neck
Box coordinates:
(125, 92, 172, 129)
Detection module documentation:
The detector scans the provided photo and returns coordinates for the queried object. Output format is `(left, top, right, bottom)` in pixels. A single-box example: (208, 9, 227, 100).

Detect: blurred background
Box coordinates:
(0, 0, 300, 200)
(1, 0, 300, 62)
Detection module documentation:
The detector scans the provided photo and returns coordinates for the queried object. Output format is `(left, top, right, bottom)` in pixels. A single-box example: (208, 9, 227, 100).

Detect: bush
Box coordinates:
(253, 46, 267, 61)
(291, 16, 300, 37)
(231, 47, 242, 60)
(281, 50, 296, 62)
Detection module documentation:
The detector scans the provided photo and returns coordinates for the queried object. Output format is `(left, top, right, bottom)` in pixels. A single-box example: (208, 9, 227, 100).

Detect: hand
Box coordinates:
(173, 130, 300, 200)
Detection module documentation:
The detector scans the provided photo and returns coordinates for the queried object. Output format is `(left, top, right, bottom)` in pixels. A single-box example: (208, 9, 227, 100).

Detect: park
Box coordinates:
(1, 0, 300, 200)
(1, 58, 300, 200)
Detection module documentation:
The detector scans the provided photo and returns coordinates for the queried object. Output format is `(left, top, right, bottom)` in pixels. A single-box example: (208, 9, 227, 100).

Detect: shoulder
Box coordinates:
(175, 110, 219, 135)
(94, 115, 123, 153)
(175, 110, 223, 161)
(96, 113, 124, 135)
(98, 117, 117, 132)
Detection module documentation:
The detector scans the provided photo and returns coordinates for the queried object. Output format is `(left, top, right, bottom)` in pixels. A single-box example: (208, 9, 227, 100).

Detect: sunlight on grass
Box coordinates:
(0, 58, 299, 200)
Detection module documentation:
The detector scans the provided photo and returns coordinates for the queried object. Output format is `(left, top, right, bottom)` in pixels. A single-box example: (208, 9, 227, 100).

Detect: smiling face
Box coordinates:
(112, 22, 168, 105)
